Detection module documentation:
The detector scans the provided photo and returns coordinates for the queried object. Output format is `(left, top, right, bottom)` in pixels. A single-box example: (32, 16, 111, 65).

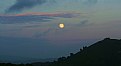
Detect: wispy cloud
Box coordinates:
(0, 12, 80, 24)
(5, 0, 55, 13)
(74, 19, 93, 27)
(80, 20, 89, 25)
(0, 14, 53, 24)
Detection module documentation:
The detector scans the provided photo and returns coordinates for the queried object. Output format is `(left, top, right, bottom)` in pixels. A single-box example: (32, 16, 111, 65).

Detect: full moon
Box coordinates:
(59, 23, 65, 29)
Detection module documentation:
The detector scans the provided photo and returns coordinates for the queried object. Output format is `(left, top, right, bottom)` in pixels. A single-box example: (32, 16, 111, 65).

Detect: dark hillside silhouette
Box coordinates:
(32, 38, 121, 66)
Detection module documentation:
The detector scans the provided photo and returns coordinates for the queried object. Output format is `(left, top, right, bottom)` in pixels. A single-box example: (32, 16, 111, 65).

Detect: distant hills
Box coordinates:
(32, 38, 121, 66)
(0, 55, 56, 64)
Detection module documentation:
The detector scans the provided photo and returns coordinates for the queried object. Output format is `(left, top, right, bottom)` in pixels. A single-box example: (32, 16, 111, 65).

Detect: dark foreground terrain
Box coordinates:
(1, 38, 121, 66)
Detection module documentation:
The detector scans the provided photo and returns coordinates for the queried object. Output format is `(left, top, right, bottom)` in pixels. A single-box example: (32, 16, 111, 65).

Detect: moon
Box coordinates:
(59, 23, 65, 29)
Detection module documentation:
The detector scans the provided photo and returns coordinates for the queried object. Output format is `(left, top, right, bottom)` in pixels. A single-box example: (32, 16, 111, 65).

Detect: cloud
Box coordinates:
(0, 12, 80, 24)
(54, 13, 80, 18)
(76, 19, 89, 26)
(76, 19, 94, 27)
(5, 0, 98, 13)
(80, 20, 89, 25)
(5, 0, 49, 13)
(0, 15, 53, 24)
(74, 19, 90, 27)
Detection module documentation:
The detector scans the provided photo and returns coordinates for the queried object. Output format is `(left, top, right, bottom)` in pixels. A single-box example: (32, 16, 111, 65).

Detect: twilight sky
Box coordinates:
(0, 0, 121, 58)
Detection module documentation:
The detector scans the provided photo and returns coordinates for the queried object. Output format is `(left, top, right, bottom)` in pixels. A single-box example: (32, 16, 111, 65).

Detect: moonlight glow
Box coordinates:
(59, 23, 65, 29)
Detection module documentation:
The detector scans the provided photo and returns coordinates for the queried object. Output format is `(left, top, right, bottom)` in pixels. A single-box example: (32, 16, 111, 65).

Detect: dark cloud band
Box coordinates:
(0, 12, 80, 24)
(5, 0, 48, 13)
